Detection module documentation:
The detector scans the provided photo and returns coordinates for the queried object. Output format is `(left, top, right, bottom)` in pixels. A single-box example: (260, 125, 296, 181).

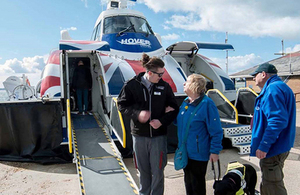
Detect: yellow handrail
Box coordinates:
(112, 97, 127, 148)
(67, 99, 73, 153)
(206, 89, 239, 124)
(238, 87, 259, 96)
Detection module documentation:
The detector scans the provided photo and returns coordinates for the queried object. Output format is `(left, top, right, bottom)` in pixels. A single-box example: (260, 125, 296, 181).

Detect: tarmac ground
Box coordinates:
(0, 110, 299, 194)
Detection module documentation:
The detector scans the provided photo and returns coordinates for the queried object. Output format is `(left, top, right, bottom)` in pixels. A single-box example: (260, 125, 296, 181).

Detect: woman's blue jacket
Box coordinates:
(176, 95, 223, 161)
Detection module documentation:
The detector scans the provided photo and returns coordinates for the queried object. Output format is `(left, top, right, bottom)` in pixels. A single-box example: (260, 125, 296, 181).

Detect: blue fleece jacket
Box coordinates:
(176, 95, 223, 161)
(250, 75, 296, 158)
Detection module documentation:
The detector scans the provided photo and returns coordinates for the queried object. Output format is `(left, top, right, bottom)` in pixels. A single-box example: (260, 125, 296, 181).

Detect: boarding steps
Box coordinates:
(222, 123, 252, 155)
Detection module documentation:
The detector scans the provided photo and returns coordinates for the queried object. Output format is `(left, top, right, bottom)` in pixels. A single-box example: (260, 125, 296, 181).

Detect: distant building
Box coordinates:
(230, 51, 300, 108)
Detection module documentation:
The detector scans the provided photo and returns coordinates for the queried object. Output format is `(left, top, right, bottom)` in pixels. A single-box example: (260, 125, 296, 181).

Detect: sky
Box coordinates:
(1, 0, 300, 88)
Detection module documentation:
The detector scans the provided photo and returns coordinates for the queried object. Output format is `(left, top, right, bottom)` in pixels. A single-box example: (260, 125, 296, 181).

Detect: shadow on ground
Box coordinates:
(0, 161, 77, 174)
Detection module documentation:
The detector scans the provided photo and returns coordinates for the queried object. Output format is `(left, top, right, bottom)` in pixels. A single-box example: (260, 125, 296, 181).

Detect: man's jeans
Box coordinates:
(132, 135, 167, 195)
(260, 151, 289, 195)
(76, 89, 89, 113)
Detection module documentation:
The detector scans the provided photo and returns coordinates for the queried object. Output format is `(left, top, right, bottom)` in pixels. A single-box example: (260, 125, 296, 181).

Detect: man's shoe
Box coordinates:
(77, 112, 83, 115)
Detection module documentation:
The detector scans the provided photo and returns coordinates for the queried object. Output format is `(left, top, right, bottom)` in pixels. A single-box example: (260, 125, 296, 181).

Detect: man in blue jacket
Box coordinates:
(250, 62, 296, 195)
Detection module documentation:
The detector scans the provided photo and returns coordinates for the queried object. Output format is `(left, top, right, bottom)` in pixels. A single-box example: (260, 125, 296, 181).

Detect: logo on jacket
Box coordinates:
(156, 86, 164, 90)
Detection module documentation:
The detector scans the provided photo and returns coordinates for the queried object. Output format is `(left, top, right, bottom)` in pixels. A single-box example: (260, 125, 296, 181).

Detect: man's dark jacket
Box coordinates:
(117, 72, 179, 137)
(72, 66, 92, 90)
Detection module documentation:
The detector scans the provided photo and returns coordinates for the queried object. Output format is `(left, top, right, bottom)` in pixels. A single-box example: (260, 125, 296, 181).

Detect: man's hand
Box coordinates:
(256, 149, 267, 159)
(210, 154, 219, 162)
(165, 106, 175, 113)
(138, 110, 151, 123)
(149, 119, 162, 129)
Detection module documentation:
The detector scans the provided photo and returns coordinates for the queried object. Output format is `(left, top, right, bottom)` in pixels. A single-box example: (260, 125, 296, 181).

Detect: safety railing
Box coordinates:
(206, 89, 238, 124)
(111, 97, 127, 148)
(67, 99, 73, 153)
(234, 87, 258, 124)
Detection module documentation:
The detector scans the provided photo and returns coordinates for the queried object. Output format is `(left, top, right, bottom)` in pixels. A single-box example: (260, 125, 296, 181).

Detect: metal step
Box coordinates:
(221, 123, 252, 155)
(228, 134, 252, 145)
(233, 143, 251, 155)
(222, 124, 251, 137)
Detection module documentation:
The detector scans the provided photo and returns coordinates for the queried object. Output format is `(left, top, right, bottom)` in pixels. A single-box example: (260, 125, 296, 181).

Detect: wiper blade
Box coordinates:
(117, 24, 135, 37)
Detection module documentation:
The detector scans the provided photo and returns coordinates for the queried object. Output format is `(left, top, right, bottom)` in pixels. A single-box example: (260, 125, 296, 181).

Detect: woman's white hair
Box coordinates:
(188, 74, 206, 95)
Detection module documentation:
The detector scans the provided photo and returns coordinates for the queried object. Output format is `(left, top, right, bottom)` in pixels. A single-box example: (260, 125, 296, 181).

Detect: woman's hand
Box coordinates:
(210, 154, 219, 162)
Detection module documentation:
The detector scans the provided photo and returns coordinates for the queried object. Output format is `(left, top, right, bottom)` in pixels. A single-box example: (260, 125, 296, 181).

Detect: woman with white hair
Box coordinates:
(176, 74, 223, 195)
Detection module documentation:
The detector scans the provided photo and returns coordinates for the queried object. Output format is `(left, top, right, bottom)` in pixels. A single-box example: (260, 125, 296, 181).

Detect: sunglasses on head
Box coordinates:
(150, 70, 164, 77)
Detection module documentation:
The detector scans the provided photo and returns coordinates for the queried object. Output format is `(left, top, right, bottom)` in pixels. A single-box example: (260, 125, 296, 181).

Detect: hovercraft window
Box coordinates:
(103, 16, 154, 35)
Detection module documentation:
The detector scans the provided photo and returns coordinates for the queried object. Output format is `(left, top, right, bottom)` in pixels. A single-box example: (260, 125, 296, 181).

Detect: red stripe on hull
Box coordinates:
(41, 76, 60, 96)
(99, 53, 108, 57)
(125, 59, 177, 92)
(198, 54, 221, 69)
(104, 63, 113, 72)
(209, 62, 221, 69)
(162, 71, 177, 92)
(124, 59, 145, 75)
(60, 40, 99, 45)
(47, 50, 61, 65)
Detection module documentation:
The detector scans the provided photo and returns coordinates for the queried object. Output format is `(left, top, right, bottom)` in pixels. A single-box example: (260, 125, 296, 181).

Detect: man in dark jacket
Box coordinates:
(72, 60, 92, 115)
(117, 54, 178, 195)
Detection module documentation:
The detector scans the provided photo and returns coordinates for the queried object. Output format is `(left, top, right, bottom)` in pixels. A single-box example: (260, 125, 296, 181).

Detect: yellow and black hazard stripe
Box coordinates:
(72, 123, 86, 195)
(93, 114, 138, 195)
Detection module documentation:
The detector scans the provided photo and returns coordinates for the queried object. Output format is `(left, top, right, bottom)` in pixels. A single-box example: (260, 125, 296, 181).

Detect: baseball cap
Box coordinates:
(250, 62, 278, 76)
